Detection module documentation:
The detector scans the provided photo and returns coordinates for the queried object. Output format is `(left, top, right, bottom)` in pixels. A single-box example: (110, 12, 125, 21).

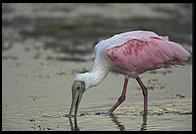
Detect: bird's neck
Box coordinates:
(74, 67, 110, 91)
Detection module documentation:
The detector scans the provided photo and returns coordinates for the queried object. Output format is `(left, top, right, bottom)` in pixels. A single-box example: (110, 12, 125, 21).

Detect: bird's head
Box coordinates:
(69, 80, 85, 117)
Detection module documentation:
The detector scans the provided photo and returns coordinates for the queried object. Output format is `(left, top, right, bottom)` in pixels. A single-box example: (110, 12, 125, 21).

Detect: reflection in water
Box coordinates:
(109, 113, 125, 131)
(109, 113, 148, 131)
(68, 113, 147, 131)
(140, 114, 147, 131)
(69, 117, 80, 131)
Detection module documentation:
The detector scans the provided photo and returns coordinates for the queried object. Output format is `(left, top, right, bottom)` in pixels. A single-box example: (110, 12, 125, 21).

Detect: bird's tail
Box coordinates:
(169, 41, 191, 62)
(163, 41, 191, 68)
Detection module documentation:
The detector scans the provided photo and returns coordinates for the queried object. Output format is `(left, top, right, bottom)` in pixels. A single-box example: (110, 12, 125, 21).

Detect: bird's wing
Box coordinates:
(105, 36, 190, 72)
(95, 31, 167, 52)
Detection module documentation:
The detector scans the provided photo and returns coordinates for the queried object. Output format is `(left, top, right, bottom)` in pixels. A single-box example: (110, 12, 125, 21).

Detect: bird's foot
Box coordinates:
(106, 111, 114, 115)
(64, 114, 76, 118)
(140, 110, 148, 116)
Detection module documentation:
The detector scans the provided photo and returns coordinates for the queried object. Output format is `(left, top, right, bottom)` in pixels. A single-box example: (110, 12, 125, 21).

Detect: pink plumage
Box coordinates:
(70, 30, 191, 116)
(105, 31, 190, 78)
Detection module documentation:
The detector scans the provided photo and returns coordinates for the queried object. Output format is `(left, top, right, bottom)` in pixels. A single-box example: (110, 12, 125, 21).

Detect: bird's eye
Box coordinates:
(77, 87, 80, 90)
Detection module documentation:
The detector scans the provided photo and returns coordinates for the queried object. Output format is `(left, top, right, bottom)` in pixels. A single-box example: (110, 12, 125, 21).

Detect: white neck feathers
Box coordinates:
(74, 68, 109, 91)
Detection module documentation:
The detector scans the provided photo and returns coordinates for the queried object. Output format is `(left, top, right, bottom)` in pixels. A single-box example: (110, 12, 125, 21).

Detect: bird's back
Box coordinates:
(95, 31, 190, 78)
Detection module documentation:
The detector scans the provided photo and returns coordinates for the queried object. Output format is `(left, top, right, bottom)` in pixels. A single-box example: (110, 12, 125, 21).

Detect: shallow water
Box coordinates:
(2, 58, 192, 130)
(2, 3, 192, 131)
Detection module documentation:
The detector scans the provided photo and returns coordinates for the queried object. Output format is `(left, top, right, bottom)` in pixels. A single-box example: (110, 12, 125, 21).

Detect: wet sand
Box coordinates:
(2, 3, 192, 131)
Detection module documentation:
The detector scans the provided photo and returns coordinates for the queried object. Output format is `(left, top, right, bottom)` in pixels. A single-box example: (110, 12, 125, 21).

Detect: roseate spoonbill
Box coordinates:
(69, 30, 190, 117)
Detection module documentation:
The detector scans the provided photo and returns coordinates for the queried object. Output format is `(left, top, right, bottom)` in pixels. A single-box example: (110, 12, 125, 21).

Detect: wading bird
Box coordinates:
(69, 31, 190, 117)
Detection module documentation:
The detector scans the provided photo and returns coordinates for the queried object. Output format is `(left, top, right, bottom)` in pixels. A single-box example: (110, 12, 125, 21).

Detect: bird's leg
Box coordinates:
(107, 77, 129, 115)
(136, 77, 148, 115)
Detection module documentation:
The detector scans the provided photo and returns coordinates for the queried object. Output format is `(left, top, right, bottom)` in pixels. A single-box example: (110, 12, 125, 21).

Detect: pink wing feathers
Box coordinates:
(105, 33, 190, 77)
